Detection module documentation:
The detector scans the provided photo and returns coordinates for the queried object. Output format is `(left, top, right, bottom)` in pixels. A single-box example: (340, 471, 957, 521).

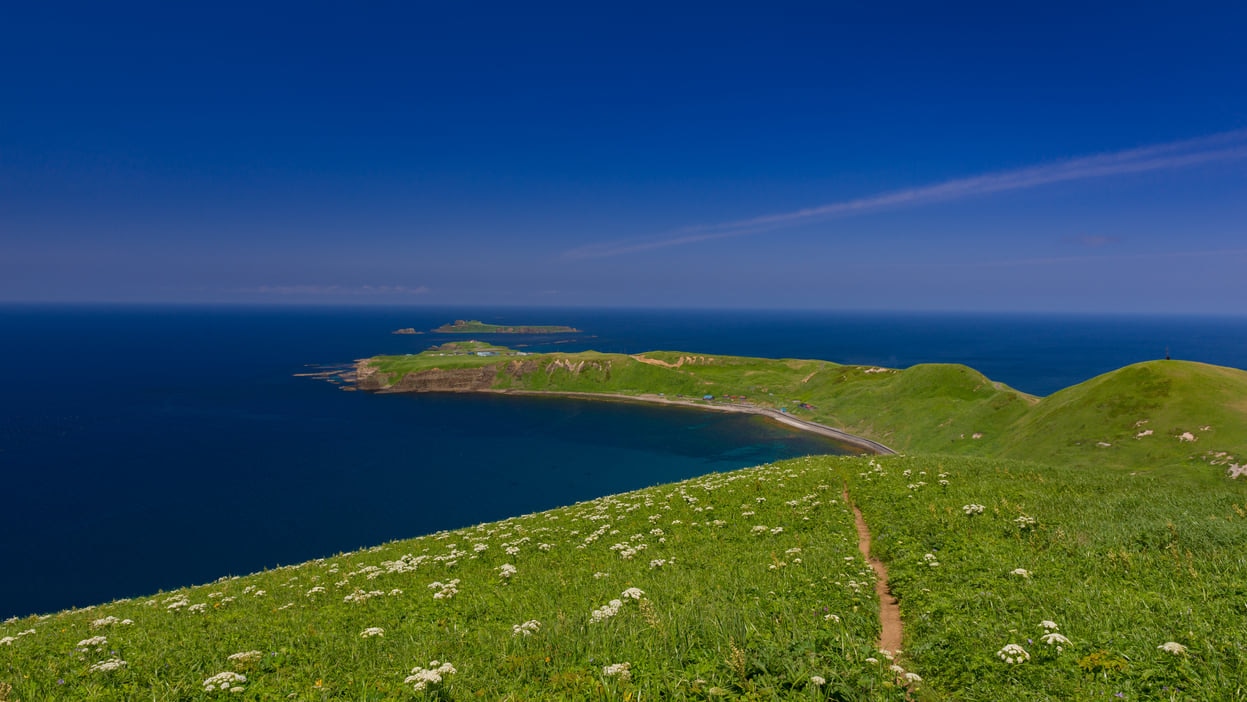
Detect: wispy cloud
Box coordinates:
(863, 247, 1247, 270)
(243, 284, 430, 296)
(563, 129, 1247, 260)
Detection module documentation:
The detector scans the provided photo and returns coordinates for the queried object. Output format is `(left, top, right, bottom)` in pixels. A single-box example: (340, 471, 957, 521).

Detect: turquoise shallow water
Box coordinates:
(3, 305, 1245, 618)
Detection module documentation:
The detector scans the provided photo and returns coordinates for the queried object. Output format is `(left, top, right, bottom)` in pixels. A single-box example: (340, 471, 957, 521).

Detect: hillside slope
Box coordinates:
(363, 349, 1247, 475)
(997, 360, 1247, 475)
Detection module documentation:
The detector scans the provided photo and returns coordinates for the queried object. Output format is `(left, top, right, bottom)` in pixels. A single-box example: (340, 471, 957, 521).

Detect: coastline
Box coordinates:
(468, 388, 898, 455)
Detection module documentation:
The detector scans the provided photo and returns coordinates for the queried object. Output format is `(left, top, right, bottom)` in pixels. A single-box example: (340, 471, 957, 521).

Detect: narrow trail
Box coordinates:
(843, 488, 903, 655)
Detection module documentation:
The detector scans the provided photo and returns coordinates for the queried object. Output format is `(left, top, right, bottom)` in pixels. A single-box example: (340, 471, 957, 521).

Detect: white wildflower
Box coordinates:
(865, 657, 878, 664)
(90, 616, 120, 629)
(498, 563, 517, 579)
(996, 643, 1030, 664)
(428, 579, 460, 599)
(590, 599, 624, 624)
(1010, 568, 1031, 578)
(602, 662, 632, 681)
(203, 671, 247, 692)
(473, 543, 488, 552)
(0, 637, 14, 646)
(1158, 641, 1188, 656)
(1014, 515, 1037, 529)
(404, 661, 456, 692)
(512, 620, 541, 637)
(1041, 632, 1070, 651)
(810, 675, 826, 685)
(770, 526, 784, 535)
(227, 651, 263, 668)
(306, 586, 326, 596)
(904, 672, 922, 682)
(360, 627, 385, 638)
(593, 572, 608, 579)
(962, 504, 986, 516)
(188, 603, 208, 613)
(824, 613, 841, 622)
(77, 636, 108, 649)
(343, 589, 385, 603)
(751, 525, 768, 534)
(1040, 620, 1059, 631)
(621, 587, 645, 600)
(649, 558, 667, 569)
(88, 657, 127, 673)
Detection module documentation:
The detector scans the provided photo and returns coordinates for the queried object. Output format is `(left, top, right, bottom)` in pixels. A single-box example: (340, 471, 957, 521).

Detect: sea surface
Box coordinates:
(3, 305, 1246, 618)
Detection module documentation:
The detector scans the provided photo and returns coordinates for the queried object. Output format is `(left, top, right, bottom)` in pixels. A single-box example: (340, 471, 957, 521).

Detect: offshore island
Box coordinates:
(433, 319, 581, 334)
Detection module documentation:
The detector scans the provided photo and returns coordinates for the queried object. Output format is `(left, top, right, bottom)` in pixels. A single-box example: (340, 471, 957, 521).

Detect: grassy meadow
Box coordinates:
(5, 345, 1246, 700)
(4, 453, 1246, 700)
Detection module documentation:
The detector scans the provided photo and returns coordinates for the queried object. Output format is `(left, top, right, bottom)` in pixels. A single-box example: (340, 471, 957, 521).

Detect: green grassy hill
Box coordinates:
(5, 347, 1246, 700)
(997, 361, 1247, 475)
(365, 348, 1247, 475)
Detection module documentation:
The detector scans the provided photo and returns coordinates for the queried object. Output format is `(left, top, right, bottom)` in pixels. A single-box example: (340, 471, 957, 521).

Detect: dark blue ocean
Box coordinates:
(3, 306, 1246, 618)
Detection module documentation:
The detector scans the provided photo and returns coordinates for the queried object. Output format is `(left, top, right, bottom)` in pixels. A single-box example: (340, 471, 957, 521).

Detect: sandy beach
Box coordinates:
(480, 389, 898, 456)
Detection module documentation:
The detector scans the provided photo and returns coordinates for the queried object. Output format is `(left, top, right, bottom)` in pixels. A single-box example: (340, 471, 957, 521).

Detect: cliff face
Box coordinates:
(355, 356, 612, 393)
(354, 360, 499, 392)
(392, 366, 499, 392)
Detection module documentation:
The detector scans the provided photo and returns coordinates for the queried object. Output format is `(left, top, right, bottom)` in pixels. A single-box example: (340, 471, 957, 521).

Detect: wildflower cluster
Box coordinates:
(405, 661, 457, 692)
(997, 643, 1030, 664)
(602, 662, 632, 681)
(590, 599, 623, 624)
(202, 671, 247, 693)
(511, 620, 540, 637)
(359, 627, 385, 638)
(428, 579, 460, 599)
(88, 658, 127, 673)
(962, 503, 986, 516)
(1158, 641, 1187, 656)
(226, 651, 263, 669)
(76, 636, 108, 650)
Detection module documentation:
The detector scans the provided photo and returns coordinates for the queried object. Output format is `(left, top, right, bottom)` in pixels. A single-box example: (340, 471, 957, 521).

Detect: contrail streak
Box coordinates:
(562, 129, 1247, 260)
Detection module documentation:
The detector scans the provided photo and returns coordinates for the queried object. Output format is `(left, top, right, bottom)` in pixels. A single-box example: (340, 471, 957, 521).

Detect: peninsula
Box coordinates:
(355, 344, 1247, 475)
(433, 319, 581, 334)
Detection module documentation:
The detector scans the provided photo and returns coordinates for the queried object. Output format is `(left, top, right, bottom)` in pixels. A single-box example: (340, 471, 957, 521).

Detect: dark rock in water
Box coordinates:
(392, 328, 420, 335)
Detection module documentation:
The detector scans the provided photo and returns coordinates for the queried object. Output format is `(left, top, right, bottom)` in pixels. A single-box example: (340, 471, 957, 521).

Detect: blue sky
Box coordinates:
(3, 2, 1245, 312)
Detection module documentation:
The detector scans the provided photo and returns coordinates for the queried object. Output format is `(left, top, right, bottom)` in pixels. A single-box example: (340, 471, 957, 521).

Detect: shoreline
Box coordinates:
(379, 385, 897, 455)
